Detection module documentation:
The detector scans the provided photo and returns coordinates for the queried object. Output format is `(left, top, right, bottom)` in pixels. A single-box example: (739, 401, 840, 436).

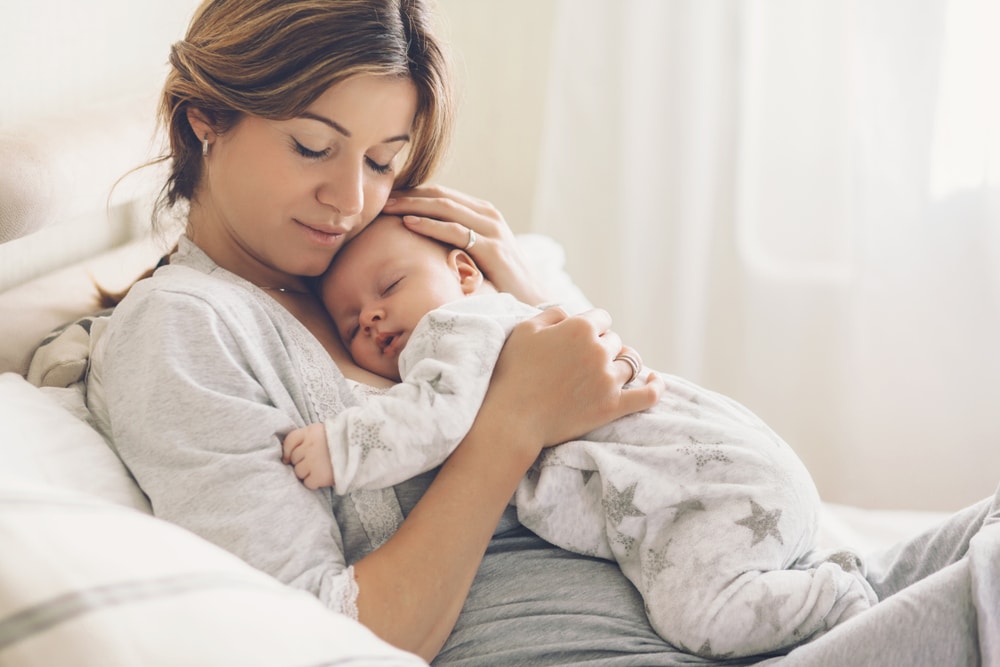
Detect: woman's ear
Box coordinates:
(186, 107, 215, 149)
(448, 249, 483, 295)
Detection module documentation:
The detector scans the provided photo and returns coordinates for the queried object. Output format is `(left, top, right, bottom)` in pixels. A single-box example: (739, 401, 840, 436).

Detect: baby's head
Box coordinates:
(320, 214, 492, 380)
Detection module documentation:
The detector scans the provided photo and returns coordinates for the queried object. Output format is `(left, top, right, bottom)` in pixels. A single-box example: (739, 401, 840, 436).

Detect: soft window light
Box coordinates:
(929, 0, 999, 199)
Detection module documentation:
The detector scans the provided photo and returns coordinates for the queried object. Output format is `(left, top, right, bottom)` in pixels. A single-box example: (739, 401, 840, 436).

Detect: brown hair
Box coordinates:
(158, 0, 454, 226)
(100, 0, 454, 307)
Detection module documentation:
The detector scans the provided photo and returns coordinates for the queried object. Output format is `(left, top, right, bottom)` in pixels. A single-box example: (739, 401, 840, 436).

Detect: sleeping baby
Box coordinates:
(281, 214, 876, 659)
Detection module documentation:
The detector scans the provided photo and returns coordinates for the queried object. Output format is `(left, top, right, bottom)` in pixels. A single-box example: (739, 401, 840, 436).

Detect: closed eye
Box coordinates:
(293, 139, 330, 160)
(366, 157, 392, 175)
(381, 278, 402, 296)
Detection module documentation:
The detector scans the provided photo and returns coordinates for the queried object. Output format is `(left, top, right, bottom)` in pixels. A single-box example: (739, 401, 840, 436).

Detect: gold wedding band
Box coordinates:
(614, 353, 641, 385)
(464, 227, 477, 250)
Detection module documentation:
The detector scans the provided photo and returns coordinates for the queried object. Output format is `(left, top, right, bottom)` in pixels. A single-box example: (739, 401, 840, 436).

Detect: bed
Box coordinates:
(0, 97, 951, 666)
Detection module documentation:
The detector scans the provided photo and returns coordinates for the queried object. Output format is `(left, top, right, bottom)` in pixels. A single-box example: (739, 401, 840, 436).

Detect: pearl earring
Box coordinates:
(202, 134, 209, 157)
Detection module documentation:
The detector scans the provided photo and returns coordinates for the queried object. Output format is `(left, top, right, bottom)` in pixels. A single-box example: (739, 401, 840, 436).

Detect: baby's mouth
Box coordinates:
(375, 332, 398, 354)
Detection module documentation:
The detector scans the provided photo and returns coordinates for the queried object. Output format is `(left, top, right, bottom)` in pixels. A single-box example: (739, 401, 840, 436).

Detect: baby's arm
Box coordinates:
(282, 423, 333, 490)
(285, 296, 529, 496)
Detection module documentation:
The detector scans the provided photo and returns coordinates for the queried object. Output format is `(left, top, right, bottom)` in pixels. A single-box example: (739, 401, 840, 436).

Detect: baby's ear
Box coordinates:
(448, 249, 483, 295)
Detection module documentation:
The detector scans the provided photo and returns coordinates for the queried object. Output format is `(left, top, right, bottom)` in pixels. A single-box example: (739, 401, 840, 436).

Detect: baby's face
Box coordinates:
(321, 215, 469, 380)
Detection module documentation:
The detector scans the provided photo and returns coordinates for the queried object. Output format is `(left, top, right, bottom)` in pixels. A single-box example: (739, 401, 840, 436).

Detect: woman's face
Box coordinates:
(190, 74, 418, 283)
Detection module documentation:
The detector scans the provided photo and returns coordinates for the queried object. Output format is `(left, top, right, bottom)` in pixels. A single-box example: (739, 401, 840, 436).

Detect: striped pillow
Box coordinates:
(0, 486, 427, 667)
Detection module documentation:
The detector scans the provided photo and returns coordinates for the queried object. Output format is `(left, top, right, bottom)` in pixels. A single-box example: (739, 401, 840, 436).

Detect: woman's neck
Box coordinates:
(185, 214, 310, 295)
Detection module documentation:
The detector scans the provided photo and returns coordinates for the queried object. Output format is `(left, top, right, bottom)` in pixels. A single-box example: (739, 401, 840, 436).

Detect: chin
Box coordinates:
(296, 253, 340, 277)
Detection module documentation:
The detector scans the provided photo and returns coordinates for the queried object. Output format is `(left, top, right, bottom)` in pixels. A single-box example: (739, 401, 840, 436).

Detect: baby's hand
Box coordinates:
(281, 423, 335, 490)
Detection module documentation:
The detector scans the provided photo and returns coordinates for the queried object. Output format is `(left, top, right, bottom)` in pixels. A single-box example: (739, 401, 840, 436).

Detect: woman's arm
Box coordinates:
(95, 287, 364, 613)
(382, 184, 549, 306)
(352, 307, 662, 660)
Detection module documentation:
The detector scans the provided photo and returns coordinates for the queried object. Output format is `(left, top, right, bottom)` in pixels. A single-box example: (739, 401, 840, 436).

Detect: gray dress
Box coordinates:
(86, 236, 1000, 667)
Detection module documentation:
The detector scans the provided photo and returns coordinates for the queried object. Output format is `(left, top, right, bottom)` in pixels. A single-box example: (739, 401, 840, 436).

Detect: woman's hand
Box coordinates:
(479, 307, 663, 456)
(382, 184, 548, 306)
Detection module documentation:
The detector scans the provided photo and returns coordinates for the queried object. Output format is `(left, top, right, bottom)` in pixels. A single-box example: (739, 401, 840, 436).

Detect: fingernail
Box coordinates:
(385, 198, 397, 206)
(403, 215, 420, 224)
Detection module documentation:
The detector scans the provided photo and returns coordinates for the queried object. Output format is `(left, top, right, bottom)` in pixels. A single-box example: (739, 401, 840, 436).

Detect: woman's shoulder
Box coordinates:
(115, 238, 268, 325)
(100, 250, 289, 364)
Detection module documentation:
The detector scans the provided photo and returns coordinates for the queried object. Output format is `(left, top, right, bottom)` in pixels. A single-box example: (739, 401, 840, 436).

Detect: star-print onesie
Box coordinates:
(320, 292, 877, 659)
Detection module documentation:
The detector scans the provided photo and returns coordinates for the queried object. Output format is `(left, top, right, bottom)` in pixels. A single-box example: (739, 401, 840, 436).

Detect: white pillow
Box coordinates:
(0, 372, 149, 512)
(0, 235, 164, 377)
(0, 484, 428, 667)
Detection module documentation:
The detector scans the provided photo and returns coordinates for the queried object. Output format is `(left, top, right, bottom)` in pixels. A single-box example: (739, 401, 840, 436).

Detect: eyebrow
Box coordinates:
(299, 111, 410, 144)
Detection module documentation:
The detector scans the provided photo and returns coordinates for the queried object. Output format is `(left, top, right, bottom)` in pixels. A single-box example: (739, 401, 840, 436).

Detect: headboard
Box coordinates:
(0, 95, 171, 375)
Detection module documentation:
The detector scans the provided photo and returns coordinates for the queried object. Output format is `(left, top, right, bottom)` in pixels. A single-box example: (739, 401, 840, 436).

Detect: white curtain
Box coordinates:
(531, 0, 1000, 510)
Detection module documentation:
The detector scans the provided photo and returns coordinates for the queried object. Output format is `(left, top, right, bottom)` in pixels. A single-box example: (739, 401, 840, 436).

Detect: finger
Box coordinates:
(386, 188, 503, 246)
(619, 372, 664, 414)
(524, 305, 569, 329)
(614, 357, 638, 385)
(384, 192, 477, 232)
(574, 308, 614, 336)
(281, 434, 300, 463)
(401, 214, 480, 251)
(617, 346, 643, 369)
(613, 346, 643, 385)
(388, 183, 495, 216)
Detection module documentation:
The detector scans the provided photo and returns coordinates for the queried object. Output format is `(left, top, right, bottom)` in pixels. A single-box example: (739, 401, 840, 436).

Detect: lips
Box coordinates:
(294, 218, 349, 246)
(375, 330, 406, 356)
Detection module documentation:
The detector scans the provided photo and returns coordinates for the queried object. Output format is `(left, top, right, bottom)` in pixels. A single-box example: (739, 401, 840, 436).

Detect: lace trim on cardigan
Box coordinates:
(250, 283, 405, 550)
(351, 488, 405, 550)
(333, 565, 360, 620)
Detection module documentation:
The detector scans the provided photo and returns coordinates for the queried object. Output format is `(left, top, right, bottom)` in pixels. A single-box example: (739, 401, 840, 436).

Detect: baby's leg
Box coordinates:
(618, 499, 877, 659)
(515, 448, 615, 560)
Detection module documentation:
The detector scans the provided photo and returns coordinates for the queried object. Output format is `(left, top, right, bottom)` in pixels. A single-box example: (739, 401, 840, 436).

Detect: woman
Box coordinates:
(86, 0, 657, 660)
(86, 0, 997, 665)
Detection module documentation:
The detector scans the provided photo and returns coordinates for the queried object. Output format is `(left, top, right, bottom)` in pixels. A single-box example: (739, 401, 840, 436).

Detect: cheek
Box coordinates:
(216, 138, 304, 218)
(361, 178, 394, 222)
(213, 158, 281, 222)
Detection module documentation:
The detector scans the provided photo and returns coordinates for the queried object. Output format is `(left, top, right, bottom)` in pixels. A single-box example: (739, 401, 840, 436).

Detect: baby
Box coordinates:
(282, 214, 876, 659)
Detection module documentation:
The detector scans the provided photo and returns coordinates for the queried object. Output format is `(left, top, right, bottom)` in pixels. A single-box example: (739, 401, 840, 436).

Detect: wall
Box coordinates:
(1, 1, 200, 125)
(434, 0, 555, 233)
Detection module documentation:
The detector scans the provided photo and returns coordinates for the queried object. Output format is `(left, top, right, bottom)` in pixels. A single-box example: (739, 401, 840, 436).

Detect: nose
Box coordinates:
(316, 158, 364, 217)
(359, 303, 385, 333)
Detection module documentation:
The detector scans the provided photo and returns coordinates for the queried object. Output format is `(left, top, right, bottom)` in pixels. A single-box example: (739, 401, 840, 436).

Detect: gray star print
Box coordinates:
(668, 498, 706, 523)
(356, 420, 390, 463)
(425, 316, 457, 354)
(642, 541, 675, 589)
(679, 440, 733, 470)
(519, 501, 557, 536)
(613, 531, 637, 556)
(735, 499, 784, 546)
(423, 372, 455, 407)
(426, 372, 453, 395)
(602, 481, 646, 526)
(696, 640, 734, 660)
(753, 585, 793, 632)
